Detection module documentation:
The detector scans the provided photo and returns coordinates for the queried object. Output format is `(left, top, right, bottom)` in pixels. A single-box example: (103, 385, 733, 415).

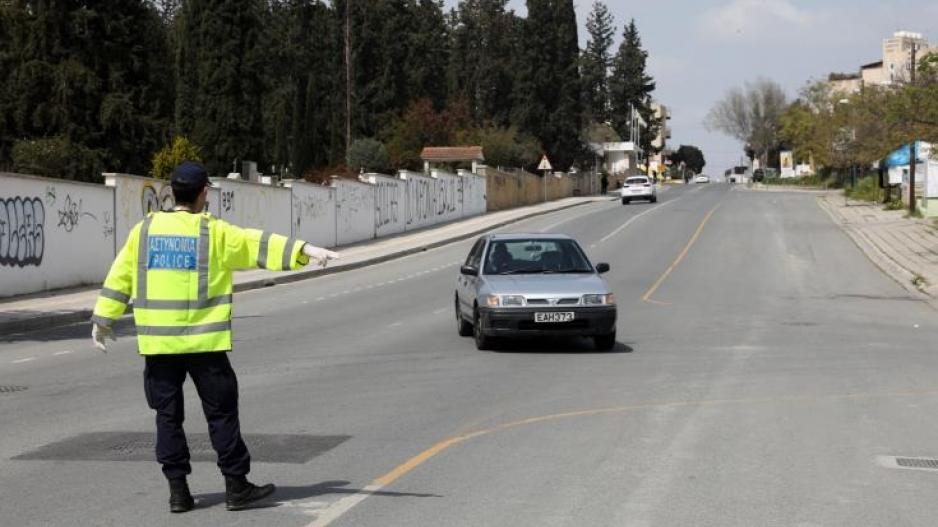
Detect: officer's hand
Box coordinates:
(92, 323, 116, 353)
(302, 244, 341, 268)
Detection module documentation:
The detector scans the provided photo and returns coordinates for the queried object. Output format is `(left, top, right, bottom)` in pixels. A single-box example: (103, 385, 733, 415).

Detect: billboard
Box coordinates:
(780, 151, 795, 178)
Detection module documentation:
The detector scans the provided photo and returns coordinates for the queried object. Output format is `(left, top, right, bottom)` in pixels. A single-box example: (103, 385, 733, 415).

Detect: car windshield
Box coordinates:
(626, 178, 648, 185)
(483, 239, 593, 275)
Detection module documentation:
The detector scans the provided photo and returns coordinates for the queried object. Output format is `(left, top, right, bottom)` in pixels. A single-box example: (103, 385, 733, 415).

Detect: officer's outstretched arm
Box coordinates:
(219, 221, 338, 271)
(91, 225, 137, 351)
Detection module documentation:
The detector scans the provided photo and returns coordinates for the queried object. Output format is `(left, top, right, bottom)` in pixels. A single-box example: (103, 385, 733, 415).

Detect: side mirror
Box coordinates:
(460, 265, 479, 276)
(595, 263, 610, 274)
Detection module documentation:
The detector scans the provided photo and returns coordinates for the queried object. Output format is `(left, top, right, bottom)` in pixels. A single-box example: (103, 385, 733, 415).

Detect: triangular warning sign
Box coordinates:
(537, 155, 552, 171)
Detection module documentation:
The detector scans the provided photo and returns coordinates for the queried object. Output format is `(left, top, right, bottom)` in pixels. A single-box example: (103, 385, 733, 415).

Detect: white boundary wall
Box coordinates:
(287, 181, 337, 248)
(2, 169, 495, 297)
(367, 173, 406, 238)
(334, 178, 376, 245)
(1, 173, 115, 296)
(213, 178, 292, 235)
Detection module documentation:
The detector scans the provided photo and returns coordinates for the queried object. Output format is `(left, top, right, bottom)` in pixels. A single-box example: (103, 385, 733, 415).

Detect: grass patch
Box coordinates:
(884, 199, 905, 211)
(912, 274, 928, 289)
(763, 175, 838, 188)
(844, 176, 883, 202)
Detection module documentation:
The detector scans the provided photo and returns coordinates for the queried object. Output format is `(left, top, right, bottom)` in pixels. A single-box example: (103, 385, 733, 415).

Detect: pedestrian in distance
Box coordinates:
(600, 173, 609, 195)
(90, 161, 340, 513)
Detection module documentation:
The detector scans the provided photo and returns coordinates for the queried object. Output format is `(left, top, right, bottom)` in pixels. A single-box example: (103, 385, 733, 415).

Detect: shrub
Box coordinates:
(844, 175, 882, 202)
(12, 136, 103, 182)
(347, 138, 391, 173)
(150, 136, 203, 179)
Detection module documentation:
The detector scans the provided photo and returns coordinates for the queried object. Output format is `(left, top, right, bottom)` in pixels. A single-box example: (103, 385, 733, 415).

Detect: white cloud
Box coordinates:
(696, 0, 824, 42)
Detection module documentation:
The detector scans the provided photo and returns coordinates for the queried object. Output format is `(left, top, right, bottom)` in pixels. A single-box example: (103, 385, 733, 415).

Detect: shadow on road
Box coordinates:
(489, 337, 633, 354)
(193, 480, 442, 508)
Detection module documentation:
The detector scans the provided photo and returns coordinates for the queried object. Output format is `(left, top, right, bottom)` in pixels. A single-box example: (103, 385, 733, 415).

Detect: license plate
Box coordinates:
(535, 312, 575, 323)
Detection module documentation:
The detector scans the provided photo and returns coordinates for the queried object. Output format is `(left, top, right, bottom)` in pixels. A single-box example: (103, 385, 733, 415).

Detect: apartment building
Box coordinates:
(829, 31, 932, 95)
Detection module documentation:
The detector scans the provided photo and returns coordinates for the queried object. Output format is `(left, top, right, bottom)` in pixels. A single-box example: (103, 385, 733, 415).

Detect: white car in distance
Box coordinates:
(619, 176, 657, 204)
(694, 174, 710, 184)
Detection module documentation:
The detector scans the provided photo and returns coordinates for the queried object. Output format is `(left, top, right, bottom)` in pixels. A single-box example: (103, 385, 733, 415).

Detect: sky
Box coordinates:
(442, 0, 938, 173)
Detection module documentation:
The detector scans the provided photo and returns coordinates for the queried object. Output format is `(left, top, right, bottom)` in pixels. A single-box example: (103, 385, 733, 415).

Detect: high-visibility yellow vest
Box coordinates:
(92, 211, 309, 355)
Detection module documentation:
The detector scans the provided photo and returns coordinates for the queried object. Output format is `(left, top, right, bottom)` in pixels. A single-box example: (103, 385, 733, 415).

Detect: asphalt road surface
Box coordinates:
(3, 183, 938, 526)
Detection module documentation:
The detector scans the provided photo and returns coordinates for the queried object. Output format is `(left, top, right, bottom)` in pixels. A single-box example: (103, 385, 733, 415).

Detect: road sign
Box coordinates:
(538, 156, 552, 171)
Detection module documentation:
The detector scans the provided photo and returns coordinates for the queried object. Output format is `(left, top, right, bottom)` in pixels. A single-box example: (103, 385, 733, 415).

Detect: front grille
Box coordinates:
(526, 299, 549, 305)
(518, 320, 590, 331)
(557, 298, 580, 305)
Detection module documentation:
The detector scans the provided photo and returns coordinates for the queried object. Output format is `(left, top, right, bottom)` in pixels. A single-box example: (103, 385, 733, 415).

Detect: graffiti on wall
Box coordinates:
(102, 211, 115, 239)
(56, 194, 97, 232)
(293, 193, 332, 232)
(436, 177, 459, 216)
(407, 178, 433, 226)
(141, 183, 174, 214)
(374, 180, 401, 229)
(221, 190, 235, 213)
(0, 197, 45, 267)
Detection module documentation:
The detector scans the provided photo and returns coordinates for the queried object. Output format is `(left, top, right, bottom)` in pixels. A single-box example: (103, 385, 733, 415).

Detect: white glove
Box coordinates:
(302, 244, 341, 267)
(92, 323, 116, 353)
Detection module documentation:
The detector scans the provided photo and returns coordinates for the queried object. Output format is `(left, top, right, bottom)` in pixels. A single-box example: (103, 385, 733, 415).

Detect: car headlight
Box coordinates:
(501, 295, 525, 306)
(582, 293, 615, 305)
(483, 295, 525, 307)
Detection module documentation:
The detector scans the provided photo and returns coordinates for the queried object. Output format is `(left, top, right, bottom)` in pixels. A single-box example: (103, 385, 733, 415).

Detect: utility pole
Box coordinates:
(345, 0, 352, 156)
(909, 43, 918, 214)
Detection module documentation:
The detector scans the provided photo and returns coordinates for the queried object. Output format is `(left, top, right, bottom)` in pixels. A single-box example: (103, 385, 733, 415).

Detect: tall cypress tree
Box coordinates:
(448, 0, 519, 125)
(515, 0, 583, 170)
(609, 19, 656, 149)
(175, 0, 266, 175)
(581, 1, 614, 124)
(0, 0, 172, 180)
(406, 0, 449, 110)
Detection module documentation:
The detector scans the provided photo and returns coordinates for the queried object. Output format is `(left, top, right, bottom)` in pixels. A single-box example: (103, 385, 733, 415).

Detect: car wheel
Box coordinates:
(473, 308, 493, 350)
(594, 331, 616, 351)
(622, 198, 630, 205)
(650, 195, 657, 203)
(456, 297, 472, 337)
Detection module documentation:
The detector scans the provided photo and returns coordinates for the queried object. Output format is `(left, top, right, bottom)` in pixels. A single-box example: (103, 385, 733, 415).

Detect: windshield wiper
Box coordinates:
(498, 269, 542, 275)
(542, 268, 592, 274)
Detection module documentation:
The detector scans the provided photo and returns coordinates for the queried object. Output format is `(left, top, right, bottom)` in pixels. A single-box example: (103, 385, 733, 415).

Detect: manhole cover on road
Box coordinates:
(12, 432, 350, 463)
(896, 457, 938, 470)
(0, 385, 28, 394)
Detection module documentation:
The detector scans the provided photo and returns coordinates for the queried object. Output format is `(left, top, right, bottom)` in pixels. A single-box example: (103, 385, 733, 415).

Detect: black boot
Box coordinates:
(225, 475, 275, 511)
(168, 478, 195, 513)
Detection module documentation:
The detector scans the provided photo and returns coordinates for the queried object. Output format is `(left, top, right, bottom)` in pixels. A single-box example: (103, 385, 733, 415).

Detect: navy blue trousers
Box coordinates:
(143, 353, 251, 480)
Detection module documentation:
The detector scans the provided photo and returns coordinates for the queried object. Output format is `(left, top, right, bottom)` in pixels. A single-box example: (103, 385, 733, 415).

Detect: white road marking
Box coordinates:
(12, 357, 36, 364)
(54, 350, 73, 356)
(432, 308, 448, 314)
(304, 484, 384, 527)
(388, 322, 403, 328)
(316, 297, 325, 301)
(597, 196, 682, 245)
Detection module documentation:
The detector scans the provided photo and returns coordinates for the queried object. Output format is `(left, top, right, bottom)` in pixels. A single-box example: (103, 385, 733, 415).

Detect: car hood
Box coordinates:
(481, 274, 610, 296)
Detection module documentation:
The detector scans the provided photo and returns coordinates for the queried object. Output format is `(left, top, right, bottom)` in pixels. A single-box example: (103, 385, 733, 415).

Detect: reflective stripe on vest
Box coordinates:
(137, 320, 231, 336)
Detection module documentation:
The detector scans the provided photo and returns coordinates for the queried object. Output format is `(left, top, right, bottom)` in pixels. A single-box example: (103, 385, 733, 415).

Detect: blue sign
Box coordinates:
(147, 236, 198, 270)
(885, 141, 928, 168)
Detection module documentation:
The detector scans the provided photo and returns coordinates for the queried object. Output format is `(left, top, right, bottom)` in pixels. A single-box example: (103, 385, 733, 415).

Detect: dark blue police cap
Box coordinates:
(171, 161, 214, 190)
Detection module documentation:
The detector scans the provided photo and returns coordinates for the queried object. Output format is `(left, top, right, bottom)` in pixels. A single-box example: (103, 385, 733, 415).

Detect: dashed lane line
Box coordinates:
(12, 357, 36, 364)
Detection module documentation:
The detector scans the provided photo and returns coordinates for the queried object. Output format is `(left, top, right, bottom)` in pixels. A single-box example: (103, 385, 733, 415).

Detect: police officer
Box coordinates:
(90, 161, 338, 513)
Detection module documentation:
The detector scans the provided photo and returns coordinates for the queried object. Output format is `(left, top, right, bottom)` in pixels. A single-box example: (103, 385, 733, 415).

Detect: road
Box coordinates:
(3, 183, 938, 526)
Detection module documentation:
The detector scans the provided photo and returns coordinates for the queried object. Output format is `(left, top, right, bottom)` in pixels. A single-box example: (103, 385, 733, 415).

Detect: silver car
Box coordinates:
(455, 234, 618, 350)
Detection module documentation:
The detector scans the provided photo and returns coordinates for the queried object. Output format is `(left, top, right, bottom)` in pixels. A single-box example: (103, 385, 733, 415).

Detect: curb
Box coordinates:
(0, 199, 599, 336)
(815, 195, 938, 311)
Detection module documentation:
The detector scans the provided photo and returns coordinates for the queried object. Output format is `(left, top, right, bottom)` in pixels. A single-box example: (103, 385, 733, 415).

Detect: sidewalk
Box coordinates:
(817, 192, 938, 301)
(0, 196, 611, 336)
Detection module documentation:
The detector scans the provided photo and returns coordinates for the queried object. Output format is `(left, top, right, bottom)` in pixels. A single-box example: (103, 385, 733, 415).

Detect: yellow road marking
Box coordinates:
(642, 204, 720, 303)
(305, 386, 938, 527)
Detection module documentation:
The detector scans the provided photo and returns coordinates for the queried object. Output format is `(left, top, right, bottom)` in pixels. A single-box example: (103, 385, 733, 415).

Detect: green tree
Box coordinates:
(0, 1, 173, 180)
(448, 0, 521, 125)
(581, 1, 615, 124)
(175, 0, 266, 176)
(670, 145, 705, 175)
(514, 0, 584, 170)
(347, 138, 391, 173)
(609, 19, 656, 150)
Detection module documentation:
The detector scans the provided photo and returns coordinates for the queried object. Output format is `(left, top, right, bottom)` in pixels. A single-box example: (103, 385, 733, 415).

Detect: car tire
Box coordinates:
(456, 298, 472, 337)
(594, 331, 616, 351)
(622, 198, 630, 205)
(650, 196, 657, 203)
(474, 308, 493, 350)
